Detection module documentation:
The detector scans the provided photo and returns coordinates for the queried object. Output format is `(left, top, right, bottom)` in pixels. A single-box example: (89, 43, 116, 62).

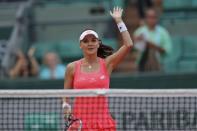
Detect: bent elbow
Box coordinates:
(125, 43, 132, 50)
(128, 43, 133, 48)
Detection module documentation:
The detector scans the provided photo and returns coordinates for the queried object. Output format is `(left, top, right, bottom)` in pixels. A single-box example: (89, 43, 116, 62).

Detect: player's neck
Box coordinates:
(84, 55, 98, 64)
(147, 25, 156, 31)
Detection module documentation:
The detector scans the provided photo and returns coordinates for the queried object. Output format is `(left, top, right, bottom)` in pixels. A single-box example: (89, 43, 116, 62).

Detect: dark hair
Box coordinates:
(97, 40, 114, 58)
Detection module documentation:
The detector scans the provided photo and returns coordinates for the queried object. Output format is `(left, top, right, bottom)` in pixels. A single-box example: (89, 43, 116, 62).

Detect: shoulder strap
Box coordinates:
(73, 59, 81, 77)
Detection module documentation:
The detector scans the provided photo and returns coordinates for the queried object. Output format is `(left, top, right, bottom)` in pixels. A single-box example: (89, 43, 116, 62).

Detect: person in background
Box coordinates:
(125, 0, 163, 23)
(134, 8, 172, 72)
(39, 52, 65, 79)
(9, 48, 39, 78)
(124, 0, 153, 25)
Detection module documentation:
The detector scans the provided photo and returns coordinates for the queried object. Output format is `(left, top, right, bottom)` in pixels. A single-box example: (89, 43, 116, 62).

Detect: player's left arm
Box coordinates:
(105, 7, 133, 74)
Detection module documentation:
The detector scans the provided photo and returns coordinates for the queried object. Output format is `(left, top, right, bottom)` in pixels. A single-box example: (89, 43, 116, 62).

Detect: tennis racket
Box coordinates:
(64, 114, 82, 131)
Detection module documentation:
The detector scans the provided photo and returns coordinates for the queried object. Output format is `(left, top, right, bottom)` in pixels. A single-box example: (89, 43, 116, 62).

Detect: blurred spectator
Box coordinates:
(9, 48, 39, 78)
(152, 0, 163, 16)
(125, 0, 153, 25)
(39, 52, 65, 79)
(125, 0, 163, 25)
(123, 5, 141, 38)
(133, 8, 172, 72)
(136, 0, 153, 19)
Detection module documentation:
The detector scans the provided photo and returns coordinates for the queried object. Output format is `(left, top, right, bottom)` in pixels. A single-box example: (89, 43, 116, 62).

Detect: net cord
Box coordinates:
(0, 89, 197, 98)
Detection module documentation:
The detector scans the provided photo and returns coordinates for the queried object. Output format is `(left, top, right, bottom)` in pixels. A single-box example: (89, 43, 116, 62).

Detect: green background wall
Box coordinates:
(0, 72, 197, 89)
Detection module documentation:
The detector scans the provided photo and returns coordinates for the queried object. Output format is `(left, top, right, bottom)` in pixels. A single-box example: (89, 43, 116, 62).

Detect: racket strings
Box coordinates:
(64, 114, 82, 130)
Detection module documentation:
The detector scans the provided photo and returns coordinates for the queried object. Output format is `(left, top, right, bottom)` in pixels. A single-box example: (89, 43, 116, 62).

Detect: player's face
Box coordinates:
(80, 35, 99, 55)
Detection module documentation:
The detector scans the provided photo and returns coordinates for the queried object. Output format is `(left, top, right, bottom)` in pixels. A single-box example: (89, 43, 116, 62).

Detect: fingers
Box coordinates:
(110, 11, 113, 16)
(110, 6, 123, 14)
(121, 8, 123, 13)
(28, 47, 35, 57)
(113, 6, 116, 13)
(113, 6, 123, 13)
(110, 6, 123, 15)
(110, 6, 123, 22)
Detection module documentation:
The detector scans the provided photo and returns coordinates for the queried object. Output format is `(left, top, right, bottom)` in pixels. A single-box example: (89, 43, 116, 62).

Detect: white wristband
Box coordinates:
(117, 22, 127, 32)
(62, 102, 71, 111)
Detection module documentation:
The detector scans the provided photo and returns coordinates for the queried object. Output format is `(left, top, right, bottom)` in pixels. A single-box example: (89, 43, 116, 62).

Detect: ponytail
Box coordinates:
(97, 40, 114, 58)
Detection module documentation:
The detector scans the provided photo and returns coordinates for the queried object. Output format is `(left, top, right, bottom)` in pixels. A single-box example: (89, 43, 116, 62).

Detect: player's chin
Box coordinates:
(85, 49, 97, 55)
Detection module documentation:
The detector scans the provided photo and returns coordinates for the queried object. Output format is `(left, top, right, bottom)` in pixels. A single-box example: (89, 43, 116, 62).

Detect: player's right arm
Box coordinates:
(63, 62, 75, 106)
(64, 62, 75, 89)
(63, 62, 75, 116)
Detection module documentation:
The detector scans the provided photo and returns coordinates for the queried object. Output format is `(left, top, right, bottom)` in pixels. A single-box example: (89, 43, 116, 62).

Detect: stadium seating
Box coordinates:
(32, 2, 119, 65)
(164, 35, 197, 72)
(57, 40, 82, 64)
(178, 60, 197, 72)
(171, 36, 197, 72)
(0, 4, 18, 40)
(192, 0, 197, 7)
(0, 27, 12, 40)
(102, 38, 118, 51)
(33, 41, 58, 63)
(164, 36, 183, 72)
(161, 18, 197, 36)
(0, 0, 197, 89)
(182, 36, 197, 58)
(0, 5, 17, 27)
(161, 0, 197, 73)
(34, 3, 102, 22)
(0, 40, 7, 65)
(163, 0, 192, 10)
(1, 1, 196, 73)
(33, 2, 110, 41)
(33, 38, 118, 65)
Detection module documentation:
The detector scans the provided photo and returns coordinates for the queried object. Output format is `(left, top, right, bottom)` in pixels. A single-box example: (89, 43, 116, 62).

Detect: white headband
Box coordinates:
(79, 30, 99, 41)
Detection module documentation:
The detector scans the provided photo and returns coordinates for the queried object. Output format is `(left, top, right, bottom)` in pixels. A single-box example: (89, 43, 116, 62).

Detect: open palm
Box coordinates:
(110, 7, 123, 22)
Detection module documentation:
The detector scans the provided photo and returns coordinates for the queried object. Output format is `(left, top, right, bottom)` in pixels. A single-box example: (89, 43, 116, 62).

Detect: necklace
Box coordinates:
(88, 65, 92, 69)
(84, 58, 98, 69)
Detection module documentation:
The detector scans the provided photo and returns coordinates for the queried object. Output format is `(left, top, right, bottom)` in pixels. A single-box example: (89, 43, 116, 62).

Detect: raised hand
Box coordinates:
(27, 47, 35, 58)
(110, 7, 123, 23)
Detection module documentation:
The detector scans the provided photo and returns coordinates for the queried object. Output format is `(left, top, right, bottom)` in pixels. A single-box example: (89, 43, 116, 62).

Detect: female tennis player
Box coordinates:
(64, 7, 133, 130)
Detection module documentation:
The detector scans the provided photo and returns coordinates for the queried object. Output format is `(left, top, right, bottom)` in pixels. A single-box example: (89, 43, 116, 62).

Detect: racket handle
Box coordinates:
(63, 102, 72, 118)
(62, 102, 71, 110)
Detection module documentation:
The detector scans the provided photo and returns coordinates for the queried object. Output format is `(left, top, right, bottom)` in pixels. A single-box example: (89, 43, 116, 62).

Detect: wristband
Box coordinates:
(62, 102, 71, 111)
(117, 22, 127, 32)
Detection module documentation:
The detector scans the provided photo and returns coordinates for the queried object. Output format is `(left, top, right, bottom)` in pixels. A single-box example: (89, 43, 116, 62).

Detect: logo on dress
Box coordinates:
(100, 75, 105, 80)
(90, 78, 96, 82)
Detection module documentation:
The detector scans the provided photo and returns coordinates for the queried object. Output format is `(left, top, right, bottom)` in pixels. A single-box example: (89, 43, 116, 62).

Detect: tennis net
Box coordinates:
(0, 89, 197, 131)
